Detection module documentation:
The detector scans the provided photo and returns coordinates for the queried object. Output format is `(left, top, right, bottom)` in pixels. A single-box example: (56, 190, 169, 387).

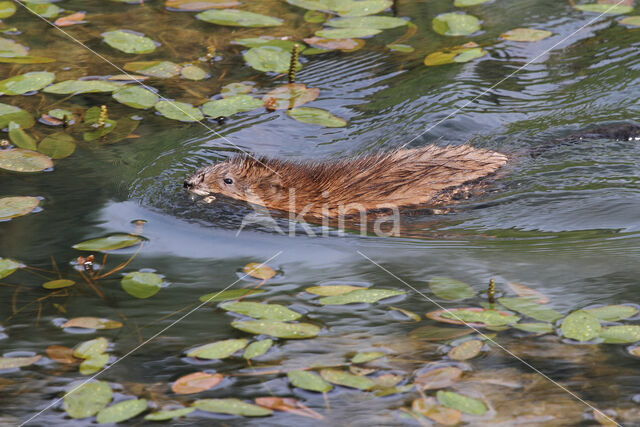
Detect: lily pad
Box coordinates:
(326, 16, 407, 29)
(337, 0, 392, 17)
(73, 337, 109, 359)
(201, 95, 262, 117)
(243, 339, 273, 359)
(187, 338, 248, 359)
(181, 64, 208, 80)
(498, 297, 563, 322)
(454, 0, 491, 5)
(561, 310, 601, 342)
(415, 366, 462, 390)
(320, 368, 375, 390)
(26, 2, 62, 18)
(233, 37, 300, 50)
(432, 12, 481, 36)
(38, 133, 76, 159)
(46, 345, 78, 364)
(103, 30, 157, 54)
(448, 339, 482, 360)
(427, 308, 519, 327)
(288, 370, 332, 392)
(43, 279, 75, 289)
(0, 149, 53, 172)
(172, 372, 223, 394)
(315, 28, 381, 38)
(512, 322, 554, 334)
(244, 46, 301, 73)
(113, 86, 159, 109)
(620, 16, 640, 26)
(243, 262, 276, 279)
(48, 109, 73, 121)
(452, 47, 486, 62)
(286, 107, 346, 127)
(600, 325, 640, 343)
(304, 10, 326, 23)
(43, 80, 121, 95)
(0, 258, 21, 278)
(0, 71, 55, 95)
(221, 82, 253, 97)
(166, 0, 240, 10)
(412, 397, 461, 426)
(121, 271, 163, 299)
(231, 319, 320, 339)
(0, 355, 41, 369)
(144, 407, 195, 421)
(305, 285, 365, 296)
(0, 56, 56, 64)
(318, 288, 404, 305)
(199, 289, 265, 302)
(63, 317, 123, 330)
(192, 398, 273, 416)
(124, 61, 182, 78)
(351, 351, 385, 363)
(436, 390, 487, 415)
(9, 124, 37, 150)
(429, 277, 475, 300)
(585, 305, 638, 322)
(63, 381, 113, 419)
(80, 353, 110, 375)
(222, 301, 302, 321)
(0, 2, 16, 19)
(0, 37, 28, 57)
(73, 234, 142, 251)
(303, 36, 365, 51)
(387, 43, 414, 53)
(96, 399, 147, 424)
(0, 103, 35, 129)
(196, 9, 282, 27)
(263, 84, 320, 110)
(500, 28, 552, 42)
(574, 4, 633, 14)
(155, 100, 204, 122)
(0, 196, 39, 220)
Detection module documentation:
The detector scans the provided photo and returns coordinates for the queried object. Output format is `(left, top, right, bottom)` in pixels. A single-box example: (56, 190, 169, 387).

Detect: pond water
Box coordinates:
(1, 0, 640, 425)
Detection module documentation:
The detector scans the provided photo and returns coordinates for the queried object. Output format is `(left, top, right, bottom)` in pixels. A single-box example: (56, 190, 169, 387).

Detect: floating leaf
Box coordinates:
(427, 308, 519, 327)
(500, 28, 552, 42)
(452, 47, 486, 62)
(231, 320, 320, 339)
(144, 407, 195, 421)
(26, 2, 62, 18)
(387, 43, 414, 53)
(192, 398, 273, 416)
(337, 0, 392, 17)
(243, 262, 276, 279)
(124, 61, 181, 78)
(201, 95, 262, 117)
(585, 305, 638, 322)
(221, 82, 253, 98)
(121, 271, 163, 299)
(561, 310, 601, 342)
(429, 277, 475, 300)
(43, 279, 75, 289)
(415, 367, 462, 390)
(103, 30, 157, 54)
(80, 353, 109, 375)
(315, 28, 381, 38)
(244, 46, 300, 73)
(55, 11, 87, 26)
(63, 381, 113, 419)
(222, 301, 302, 321)
(498, 297, 562, 322)
(351, 351, 384, 363)
(303, 36, 364, 51)
(305, 285, 365, 296)
(600, 325, 640, 343)
(155, 100, 204, 122)
(288, 370, 332, 392)
(412, 397, 461, 426)
(263, 84, 319, 110)
(320, 368, 375, 390)
(181, 64, 208, 80)
(48, 109, 73, 121)
(38, 133, 76, 159)
(9, 124, 37, 150)
(233, 37, 300, 50)
(73, 337, 109, 359)
(172, 372, 223, 394)
(0, 196, 39, 220)
(286, 107, 346, 127)
(73, 234, 142, 251)
(432, 12, 481, 36)
(410, 325, 472, 341)
(454, 0, 491, 5)
(0, 71, 55, 95)
(0, 258, 21, 278)
(448, 339, 482, 360)
(0, 149, 52, 172)
(0, 103, 35, 128)
(0, 56, 56, 64)
(0, 37, 27, 57)
(506, 282, 549, 304)
(620, 16, 640, 26)
(199, 289, 265, 302)
(187, 338, 248, 359)
(318, 288, 404, 305)
(113, 86, 159, 109)
(512, 322, 554, 334)
(243, 339, 273, 359)
(63, 317, 123, 330)
(96, 399, 147, 424)
(327, 15, 406, 29)
(43, 80, 121, 95)
(0, 355, 41, 369)
(166, 0, 240, 10)
(574, 4, 633, 14)
(436, 390, 487, 415)
(46, 345, 78, 364)
(254, 397, 323, 420)
(304, 10, 326, 23)
(389, 306, 421, 321)
(0, 1, 16, 19)
(196, 9, 283, 27)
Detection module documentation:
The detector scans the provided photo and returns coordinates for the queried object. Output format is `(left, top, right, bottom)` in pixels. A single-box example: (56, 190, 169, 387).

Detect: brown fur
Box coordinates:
(184, 145, 508, 218)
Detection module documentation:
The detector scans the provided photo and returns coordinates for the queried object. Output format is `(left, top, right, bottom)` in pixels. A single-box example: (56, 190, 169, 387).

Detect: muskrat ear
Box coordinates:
(255, 173, 285, 197)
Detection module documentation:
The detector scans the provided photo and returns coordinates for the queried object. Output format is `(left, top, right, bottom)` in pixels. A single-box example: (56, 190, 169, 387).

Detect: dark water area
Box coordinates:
(1, 0, 640, 425)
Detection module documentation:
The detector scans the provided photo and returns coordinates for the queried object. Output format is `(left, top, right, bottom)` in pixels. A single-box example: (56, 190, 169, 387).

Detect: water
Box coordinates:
(1, 0, 640, 425)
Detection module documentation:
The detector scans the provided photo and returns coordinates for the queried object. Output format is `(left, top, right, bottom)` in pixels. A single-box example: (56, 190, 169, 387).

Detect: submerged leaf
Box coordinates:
(286, 107, 346, 127)
(121, 271, 163, 299)
(262, 84, 319, 110)
(254, 397, 323, 419)
(0, 196, 39, 220)
(448, 339, 482, 360)
(561, 310, 601, 342)
(409, 325, 472, 341)
(172, 372, 223, 394)
(437, 390, 487, 415)
(196, 9, 282, 27)
(73, 234, 142, 251)
(429, 277, 475, 300)
(46, 345, 78, 364)
(222, 301, 302, 321)
(454, 0, 491, 5)
(231, 320, 320, 339)
(63, 381, 113, 419)
(415, 367, 462, 390)
(201, 95, 262, 117)
(506, 282, 549, 304)
(192, 398, 273, 416)
(103, 30, 157, 54)
(0, 149, 53, 173)
(288, 370, 332, 392)
(0, 71, 55, 95)
(318, 288, 405, 305)
(432, 12, 481, 36)
(96, 399, 147, 424)
(351, 351, 385, 363)
(155, 100, 203, 122)
(187, 339, 248, 359)
(320, 368, 375, 390)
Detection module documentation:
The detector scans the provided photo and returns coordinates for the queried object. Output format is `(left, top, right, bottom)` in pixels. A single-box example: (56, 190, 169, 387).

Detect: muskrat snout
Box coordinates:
(183, 172, 210, 196)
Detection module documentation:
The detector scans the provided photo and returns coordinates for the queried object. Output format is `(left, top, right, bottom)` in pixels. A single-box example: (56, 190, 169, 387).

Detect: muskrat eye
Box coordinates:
(223, 178, 233, 185)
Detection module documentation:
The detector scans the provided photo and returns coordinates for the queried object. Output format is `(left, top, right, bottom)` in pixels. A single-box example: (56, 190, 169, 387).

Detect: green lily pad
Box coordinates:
(387, 43, 414, 53)
(97, 399, 147, 424)
(124, 61, 182, 78)
(561, 310, 602, 341)
(0, 103, 35, 129)
(181, 64, 208, 80)
(48, 109, 73, 120)
(113, 86, 159, 109)
(585, 305, 638, 322)
(304, 10, 326, 22)
(121, 271, 163, 299)
(155, 100, 204, 122)
(73, 337, 109, 359)
(43, 80, 121, 95)
(262, 84, 320, 109)
(425, 43, 485, 67)
(428, 308, 519, 326)
(243, 46, 300, 73)
(231, 319, 320, 339)
(199, 288, 265, 302)
(63, 381, 113, 419)
(286, 107, 346, 127)
(288, 370, 333, 392)
(453, 47, 486, 63)
(620, 16, 640, 26)
(429, 277, 475, 301)
(436, 390, 487, 415)
(286, 0, 341, 12)
(0, 37, 28, 57)
(337, 0, 392, 17)
(220, 82, 253, 98)
(0, 258, 21, 278)
(243, 339, 273, 359)
(8, 122, 36, 150)
(38, 133, 76, 159)
(0, 197, 39, 221)
(73, 234, 142, 251)
(600, 325, 640, 343)
(512, 322, 554, 334)
(80, 353, 110, 375)
(222, 301, 302, 321)
(103, 30, 157, 54)
(432, 12, 481, 36)
(315, 28, 381, 38)
(318, 288, 405, 305)
(233, 37, 300, 50)
(305, 285, 365, 296)
(187, 338, 248, 359)
(201, 95, 262, 117)
(320, 368, 375, 390)
(0, 71, 55, 95)
(0, 56, 56, 64)
(0, 2, 16, 19)
(192, 398, 273, 416)
(498, 297, 563, 322)
(0, 149, 53, 172)
(574, 4, 633, 14)
(196, 9, 282, 27)
(351, 351, 385, 363)
(326, 16, 407, 29)
(43, 279, 75, 289)
(26, 2, 62, 18)
(0, 355, 41, 369)
(145, 407, 195, 421)
(454, 0, 491, 6)
(500, 28, 553, 42)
